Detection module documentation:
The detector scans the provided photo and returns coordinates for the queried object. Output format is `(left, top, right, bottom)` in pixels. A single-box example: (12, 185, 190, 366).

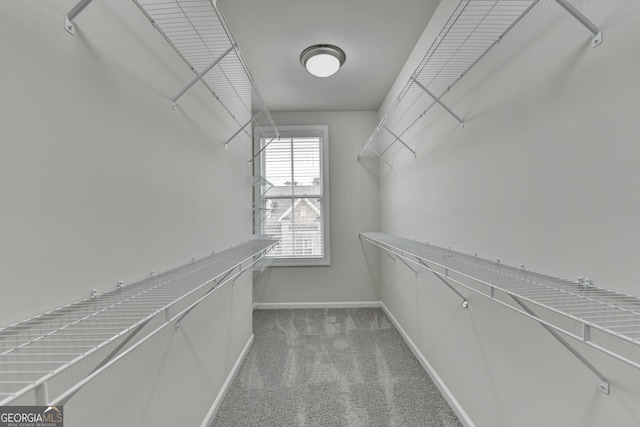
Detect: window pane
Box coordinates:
(292, 137, 321, 197)
(262, 197, 323, 258)
(255, 125, 328, 264)
(263, 138, 292, 198)
(261, 198, 293, 257)
(254, 125, 330, 265)
(291, 198, 323, 257)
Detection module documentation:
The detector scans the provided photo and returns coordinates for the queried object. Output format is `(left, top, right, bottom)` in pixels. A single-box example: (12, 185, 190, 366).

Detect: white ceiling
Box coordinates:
(217, 0, 441, 112)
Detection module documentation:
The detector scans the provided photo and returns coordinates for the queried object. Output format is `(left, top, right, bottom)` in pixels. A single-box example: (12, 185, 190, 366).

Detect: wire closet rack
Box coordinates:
(252, 175, 274, 234)
(360, 232, 640, 394)
(64, 0, 278, 149)
(357, 0, 602, 166)
(0, 238, 277, 406)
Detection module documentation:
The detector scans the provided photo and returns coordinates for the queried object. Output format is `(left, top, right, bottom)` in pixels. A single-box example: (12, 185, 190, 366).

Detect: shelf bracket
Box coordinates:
(171, 45, 235, 109)
(554, 0, 603, 47)
(250, 135, 278, 164)
(224, 108, 265, 148)
(511, 295, 609, 394)
(64, 0, 95, 35)
(357, 145, 393, 169)
(175, 251, 268, 329)
(214, 267, 236, 288)
(56, 318, 152, 405)
(382, 126, 416, 157)
(373, 243, 414, 272)
(376, 246, 396, 262)
(410, 77, 464, 128)
(418, 259, 469, 308)
(253, 256, 274, 275)
(396, 255, 419, 275)
(254, 212, 269, 229)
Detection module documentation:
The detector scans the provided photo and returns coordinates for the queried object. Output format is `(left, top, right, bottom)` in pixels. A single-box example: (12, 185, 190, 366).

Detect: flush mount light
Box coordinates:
(300, 44, 346, 78)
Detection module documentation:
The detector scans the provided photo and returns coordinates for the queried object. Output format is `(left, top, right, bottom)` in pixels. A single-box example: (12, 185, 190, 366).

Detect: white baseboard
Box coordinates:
(200, 334, 254, 427)
(253, 301, 382, 310)
(379, 302, 475, 427)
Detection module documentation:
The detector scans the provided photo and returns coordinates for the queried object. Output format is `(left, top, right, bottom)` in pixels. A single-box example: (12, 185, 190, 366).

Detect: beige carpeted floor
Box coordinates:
(212, 308, 462, 427)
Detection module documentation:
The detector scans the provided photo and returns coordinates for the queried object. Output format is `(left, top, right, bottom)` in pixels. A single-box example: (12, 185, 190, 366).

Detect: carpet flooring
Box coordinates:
(211, 308, 462, 427)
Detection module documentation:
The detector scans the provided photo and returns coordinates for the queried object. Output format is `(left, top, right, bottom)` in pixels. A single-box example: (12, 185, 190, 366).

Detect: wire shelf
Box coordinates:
(0, 238, 277, 405)
(359, 0, 543, 161)
(62, 0, 278, 146)
(130, 0, 278, 145)
(360, 232, 640, 373)
(252, 175, 274, 234)
(359, 0, 602, 162)
(252, 256, 274, 276)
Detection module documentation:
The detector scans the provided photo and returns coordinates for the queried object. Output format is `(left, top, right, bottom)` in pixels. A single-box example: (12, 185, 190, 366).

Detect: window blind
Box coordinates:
(257, 132, 325, 260)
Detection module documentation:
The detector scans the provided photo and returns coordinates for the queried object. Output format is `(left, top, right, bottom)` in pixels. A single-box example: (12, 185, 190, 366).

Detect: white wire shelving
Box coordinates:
(64, 0, 278, 149)
(360, 232, 640, 394)
(252, 254, 275, 277)
(0, 238, 277, 406)
(252, 175, 274, 234)
(357, 0, 602, 166)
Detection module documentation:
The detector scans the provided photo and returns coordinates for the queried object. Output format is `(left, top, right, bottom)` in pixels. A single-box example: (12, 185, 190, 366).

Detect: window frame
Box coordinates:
(253, 125, 331, 267)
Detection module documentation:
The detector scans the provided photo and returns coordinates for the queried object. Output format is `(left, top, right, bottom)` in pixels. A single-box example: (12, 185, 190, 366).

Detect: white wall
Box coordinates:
(254, 111, 381, 304)
(2, 0, 254, 424)
(377, 0, 640, 426)
(65, 274, 253, 427)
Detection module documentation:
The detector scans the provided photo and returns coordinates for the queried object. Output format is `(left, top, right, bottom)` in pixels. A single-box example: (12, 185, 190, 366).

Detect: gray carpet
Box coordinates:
(212, 308, 462, 427)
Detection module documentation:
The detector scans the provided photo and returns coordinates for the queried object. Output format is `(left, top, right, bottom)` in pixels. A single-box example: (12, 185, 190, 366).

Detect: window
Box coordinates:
(254, 125, 330, 266)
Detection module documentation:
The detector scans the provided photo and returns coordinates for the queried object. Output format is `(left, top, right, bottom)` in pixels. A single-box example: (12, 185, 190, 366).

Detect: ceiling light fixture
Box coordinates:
(300, 44, 346, 78)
